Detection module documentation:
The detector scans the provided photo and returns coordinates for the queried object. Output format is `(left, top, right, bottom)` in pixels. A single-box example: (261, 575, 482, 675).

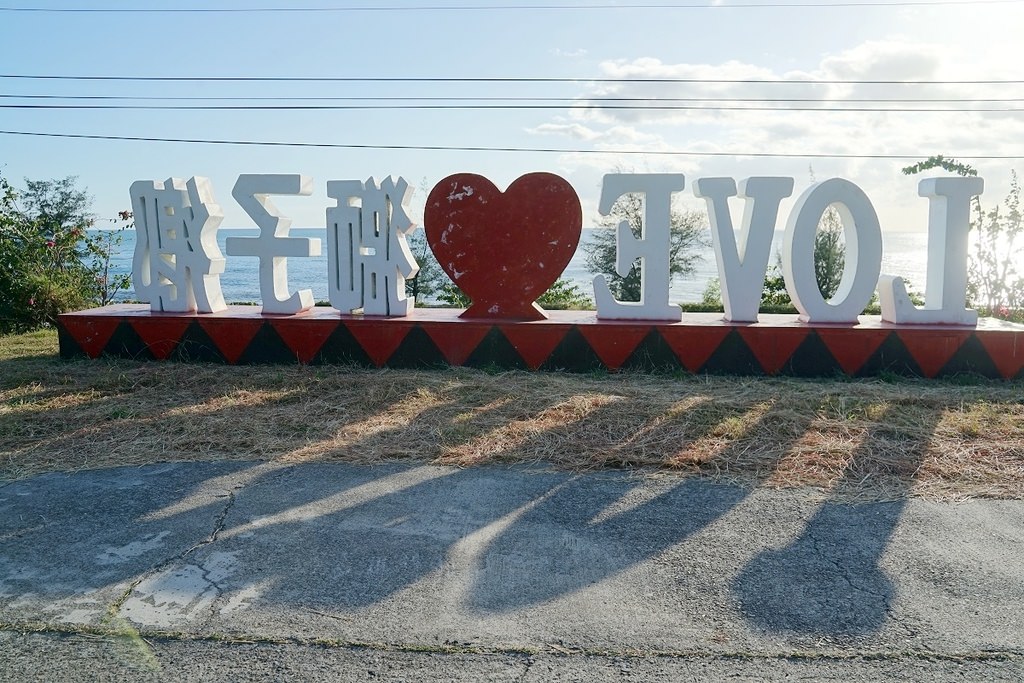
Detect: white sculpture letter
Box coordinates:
(782, 179, 882, 323)
(130, 176, 227, 313)
(694, 177, 794, 322)
(226, 174, 321, 315)
(326, 176, 418, 317)
(879, 177, 984, 325)
(593, 173, 685, 321)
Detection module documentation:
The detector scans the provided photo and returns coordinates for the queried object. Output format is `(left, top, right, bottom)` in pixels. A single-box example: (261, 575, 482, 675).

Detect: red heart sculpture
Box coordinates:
(424, 172, 582, 320)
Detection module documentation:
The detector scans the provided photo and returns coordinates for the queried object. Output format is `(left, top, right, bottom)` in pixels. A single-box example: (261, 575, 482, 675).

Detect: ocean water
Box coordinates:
(101, 227, 931, 305)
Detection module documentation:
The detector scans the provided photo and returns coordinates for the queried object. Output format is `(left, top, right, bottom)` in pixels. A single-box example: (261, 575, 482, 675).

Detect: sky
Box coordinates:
(1, 0, 1023, 236)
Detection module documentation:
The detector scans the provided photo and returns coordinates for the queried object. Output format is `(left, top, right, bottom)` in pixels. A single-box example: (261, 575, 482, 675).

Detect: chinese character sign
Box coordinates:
(327, 176, 418, 317)
(129, 176, 227, 313)
(226, 174, 322, 315)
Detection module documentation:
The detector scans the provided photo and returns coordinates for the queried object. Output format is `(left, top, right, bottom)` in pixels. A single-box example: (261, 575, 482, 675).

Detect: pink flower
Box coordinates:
(45, 240, 55, 248)
(28, 297, 35, 307)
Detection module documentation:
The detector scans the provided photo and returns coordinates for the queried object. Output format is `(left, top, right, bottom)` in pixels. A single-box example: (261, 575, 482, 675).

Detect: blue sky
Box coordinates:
(1, 0, 1022, 232)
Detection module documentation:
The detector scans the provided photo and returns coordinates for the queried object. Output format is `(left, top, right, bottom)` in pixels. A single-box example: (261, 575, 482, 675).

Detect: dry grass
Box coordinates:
(1, 329, 1022, 501)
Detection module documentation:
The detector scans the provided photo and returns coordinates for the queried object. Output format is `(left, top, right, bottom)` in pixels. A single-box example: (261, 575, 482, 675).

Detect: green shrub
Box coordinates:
(0, 173, 128, 333)
(438, 277, 592, 310)
(536, 278, 593, 310)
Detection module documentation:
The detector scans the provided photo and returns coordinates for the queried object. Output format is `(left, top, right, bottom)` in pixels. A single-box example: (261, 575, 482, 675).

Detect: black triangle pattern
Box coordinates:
(699, 329, 764, 375)
(237, 324, 297, 365)
(783, 331, 843, 378)
(311, 322, 374, 367)
(56, 310, 1021, 378)
(621, 329, 680, 372)
(104, 321, 153, 361)
(540, 328, 604, 373)
(171, 321, 228, 363)
(57, 321, 86, 359)
(937, 334, 1000, 379)
(386, 326, 449, 369)
(856, 332, 923, 378)
(464, 327, 529, 371)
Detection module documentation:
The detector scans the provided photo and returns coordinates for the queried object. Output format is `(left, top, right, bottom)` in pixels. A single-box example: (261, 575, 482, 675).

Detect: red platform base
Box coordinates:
(58, 305, 1024, 379)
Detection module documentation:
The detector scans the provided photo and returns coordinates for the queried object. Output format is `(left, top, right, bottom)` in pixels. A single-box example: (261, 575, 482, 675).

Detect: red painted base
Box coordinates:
(58, 305, 1024, 379)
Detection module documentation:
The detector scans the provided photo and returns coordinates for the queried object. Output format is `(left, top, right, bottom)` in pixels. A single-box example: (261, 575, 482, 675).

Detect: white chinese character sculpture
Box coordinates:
(326, 176, 418, 317)
(129, 176, 227, 313)
(226, 174, 322, 315)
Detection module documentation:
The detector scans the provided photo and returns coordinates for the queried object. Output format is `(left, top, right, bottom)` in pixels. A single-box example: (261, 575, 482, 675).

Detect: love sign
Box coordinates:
(129, 171, 985, 327)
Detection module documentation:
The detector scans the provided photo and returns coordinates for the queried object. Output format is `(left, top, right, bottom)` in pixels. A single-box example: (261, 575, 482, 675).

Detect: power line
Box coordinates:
(2, 103, 1021, 112)
(5, 93, 1024, 104)
(3, 129, 1021, 160)
(2, 74, 1022, 85)
(0, 1, 1017, 11)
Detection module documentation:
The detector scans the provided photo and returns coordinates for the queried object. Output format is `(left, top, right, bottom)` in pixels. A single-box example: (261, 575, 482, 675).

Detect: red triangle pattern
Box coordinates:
(271, 319, 340, 364)
(659, 326, 734, 372)
(197, 318, 265, 364)
(896, 329, 971, 378)
(737, 326, 810, 375)
(977, 333, 1024, 379)
(130, 318, 193, 360)
(817, 328, 891, 376)
(578, 325, 651, 370)
(58, 308, 1022, 379)
(421, 322, 493, 366)
(344, 321, 413, 367)
(498, 324, 570, 369)
(60, 316, 122, 358)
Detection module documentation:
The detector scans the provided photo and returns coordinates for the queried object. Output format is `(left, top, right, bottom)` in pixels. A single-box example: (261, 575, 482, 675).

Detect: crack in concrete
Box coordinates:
(198, 463, 299, 623)
(104, 486, 238, 624)
(105, 463, 300, 627)
(807, 530, 890, 602)
(805, 528, 923, 643)
(200, 572, 229, 626)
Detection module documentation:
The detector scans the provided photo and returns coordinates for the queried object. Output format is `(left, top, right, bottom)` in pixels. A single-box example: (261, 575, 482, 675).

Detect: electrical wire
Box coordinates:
(2, 103, 1021, 112)
(2, 129, 1021, 160)
(3, 94, 1024, 104)
(2, 74, 1022, 85)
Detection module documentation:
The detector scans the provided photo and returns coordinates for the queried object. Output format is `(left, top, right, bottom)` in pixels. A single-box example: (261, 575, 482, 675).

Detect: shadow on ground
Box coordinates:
(731, 404, 941, 636)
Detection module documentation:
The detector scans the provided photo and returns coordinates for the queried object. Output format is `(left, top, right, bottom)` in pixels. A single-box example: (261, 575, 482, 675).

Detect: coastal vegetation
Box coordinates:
(0, 172, 129, 333)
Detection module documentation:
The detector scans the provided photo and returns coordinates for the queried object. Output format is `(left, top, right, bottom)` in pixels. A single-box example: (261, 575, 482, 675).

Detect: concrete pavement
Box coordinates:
(2, 462, 1023, 680)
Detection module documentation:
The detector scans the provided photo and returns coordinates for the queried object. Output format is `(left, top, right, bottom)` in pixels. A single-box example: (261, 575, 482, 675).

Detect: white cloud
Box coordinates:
(810, 40, 944, 82)
(532, 41, 1024, 164)
(529, 39, 1024, 230)
(551, 47, 588, 58)
(528, 122, 661, 146)
(530, 122, 602, 141)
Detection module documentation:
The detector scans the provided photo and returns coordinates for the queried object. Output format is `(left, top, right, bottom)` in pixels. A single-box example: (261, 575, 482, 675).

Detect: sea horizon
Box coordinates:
(99, 227, 933, 306)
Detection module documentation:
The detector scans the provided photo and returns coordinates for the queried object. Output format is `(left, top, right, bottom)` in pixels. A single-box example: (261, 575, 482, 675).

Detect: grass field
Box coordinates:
(1, 328, 1022, 501)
